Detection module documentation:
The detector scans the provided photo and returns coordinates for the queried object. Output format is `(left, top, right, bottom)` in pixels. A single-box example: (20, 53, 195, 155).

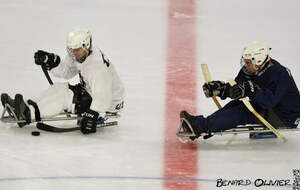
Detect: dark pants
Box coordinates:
(195, 100, 299, 133)
(195, 100, 263, 133)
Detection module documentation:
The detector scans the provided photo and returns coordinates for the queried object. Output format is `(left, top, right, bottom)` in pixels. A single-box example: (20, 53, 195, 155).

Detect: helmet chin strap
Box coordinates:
(254, 62, 270, 75)
(77, 48, 92, 63)
(254, 55, 270, 73)
(242, 62, 265, 76)
(254, 65, 260, 71)
(77, 56, 86, 63)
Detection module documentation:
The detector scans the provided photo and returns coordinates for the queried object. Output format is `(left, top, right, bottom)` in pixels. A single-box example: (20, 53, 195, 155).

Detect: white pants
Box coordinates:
(28, 82, 123, 120)
(29, 82, 74, 119)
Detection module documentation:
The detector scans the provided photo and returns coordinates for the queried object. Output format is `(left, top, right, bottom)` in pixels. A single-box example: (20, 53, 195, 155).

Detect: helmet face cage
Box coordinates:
(66, 29, 92, 62)
(240, 55, 269, 68)
(240, 41, 270, 67)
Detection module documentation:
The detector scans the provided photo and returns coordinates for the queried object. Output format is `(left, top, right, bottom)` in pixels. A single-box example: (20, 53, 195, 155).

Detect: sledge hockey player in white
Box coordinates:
(1, 28, 125, 134)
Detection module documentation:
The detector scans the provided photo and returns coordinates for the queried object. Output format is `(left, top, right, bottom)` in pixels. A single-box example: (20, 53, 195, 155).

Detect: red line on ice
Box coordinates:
(164, 0, 198, 190)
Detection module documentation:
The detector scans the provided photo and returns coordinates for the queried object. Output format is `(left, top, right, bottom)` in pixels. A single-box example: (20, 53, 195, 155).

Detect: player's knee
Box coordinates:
(74, 93, 92, 115)
(52, 82, 69, 90)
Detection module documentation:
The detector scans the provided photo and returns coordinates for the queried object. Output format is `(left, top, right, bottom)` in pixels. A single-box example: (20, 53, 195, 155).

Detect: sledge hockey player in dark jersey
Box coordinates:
(180, 41, 300, 140)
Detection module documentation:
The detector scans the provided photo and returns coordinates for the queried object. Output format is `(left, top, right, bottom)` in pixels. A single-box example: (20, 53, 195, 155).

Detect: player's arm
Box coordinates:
(88, 68, 113, 117)
(79, 68, 113, 134)
(50, 55, 78, 79)
(223, 68, 257, 100)
(34, 50, 60, 70)
(34, 50, 77, 79)
(252, 72, 289, 109)
(228, 70, 289, 109)
(202, 67, 251, 100)
(202, 80, 229, 100)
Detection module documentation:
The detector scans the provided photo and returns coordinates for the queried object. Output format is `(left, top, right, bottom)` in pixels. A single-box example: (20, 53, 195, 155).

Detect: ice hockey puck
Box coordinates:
(31, 131, 40, 136)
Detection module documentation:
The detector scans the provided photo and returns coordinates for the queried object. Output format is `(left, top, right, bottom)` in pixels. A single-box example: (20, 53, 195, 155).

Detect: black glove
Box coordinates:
(80, 109, 99, 134)
(34, 50, 60, 70)
(202, 81, 226, 98)
(229, 81, 257, 100)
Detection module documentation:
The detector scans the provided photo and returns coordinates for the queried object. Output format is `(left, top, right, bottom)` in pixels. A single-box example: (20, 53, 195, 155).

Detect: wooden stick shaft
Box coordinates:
(228, 78, 287, 142)
(212, 97, 222, 109)
(201, 64, 222, 109)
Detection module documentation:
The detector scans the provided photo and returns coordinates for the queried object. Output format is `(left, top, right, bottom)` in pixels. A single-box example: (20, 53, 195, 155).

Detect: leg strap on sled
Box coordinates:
(250, 109, 286, 139)
(68, 84, 92, 115)
(202, 120, 213, 140)
(27, 99, 41, 122)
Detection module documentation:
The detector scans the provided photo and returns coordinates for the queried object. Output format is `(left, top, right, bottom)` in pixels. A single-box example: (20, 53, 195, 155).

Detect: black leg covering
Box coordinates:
(68, 84, 92, 115)
(202, 119, 213, 140)
(251, 102, 287, 128)
(27, 99, 41, 122)
(264, 109, 287, 129)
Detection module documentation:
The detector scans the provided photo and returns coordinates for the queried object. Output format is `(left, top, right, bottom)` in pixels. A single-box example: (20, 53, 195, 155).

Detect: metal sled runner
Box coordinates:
(177, 117, 299, 142)
(1, 103, 120, 132)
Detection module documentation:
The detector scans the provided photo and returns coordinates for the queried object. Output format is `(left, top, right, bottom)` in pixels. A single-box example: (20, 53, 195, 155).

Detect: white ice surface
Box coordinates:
(0, 0, 299, 190)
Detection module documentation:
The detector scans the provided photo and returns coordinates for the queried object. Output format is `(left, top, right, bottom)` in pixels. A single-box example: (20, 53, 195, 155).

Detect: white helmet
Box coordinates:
(241, 41, 270, 66)
(66, 28, 92, 59)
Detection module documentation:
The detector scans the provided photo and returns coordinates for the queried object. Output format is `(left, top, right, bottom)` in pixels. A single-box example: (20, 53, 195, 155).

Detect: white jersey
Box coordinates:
(50, 46, 125, 116)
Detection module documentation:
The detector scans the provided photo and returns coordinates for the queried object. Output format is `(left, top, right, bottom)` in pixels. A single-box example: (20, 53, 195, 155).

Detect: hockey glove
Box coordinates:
(80, 109, 99, 134)
(229, 80, 256, 100)
(34, 50, 60, 70)
(202, 81, 226, 98)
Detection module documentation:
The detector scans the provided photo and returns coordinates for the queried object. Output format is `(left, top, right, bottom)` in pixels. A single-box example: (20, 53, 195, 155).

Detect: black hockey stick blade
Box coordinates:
(36, 121, 118, 133)
(36, 122, 79, 132)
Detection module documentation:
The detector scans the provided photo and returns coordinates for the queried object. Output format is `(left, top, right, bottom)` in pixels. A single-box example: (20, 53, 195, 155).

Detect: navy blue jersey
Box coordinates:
(191, 59, 300, 134)
(224, 59, 300, 127)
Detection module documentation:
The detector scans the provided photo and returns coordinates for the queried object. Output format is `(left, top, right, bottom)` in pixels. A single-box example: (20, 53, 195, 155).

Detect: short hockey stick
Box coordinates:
(41, 65, 53, 85)
(36, 121, 118, 133)
(201, 64, 222, 109)
(228, 78, 287, 142)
